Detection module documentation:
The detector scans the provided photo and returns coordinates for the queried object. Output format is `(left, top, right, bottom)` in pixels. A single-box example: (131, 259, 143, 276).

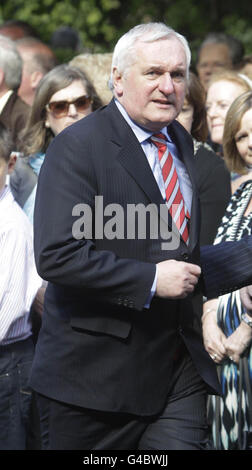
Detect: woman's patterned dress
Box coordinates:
(208, 180, 252, 450)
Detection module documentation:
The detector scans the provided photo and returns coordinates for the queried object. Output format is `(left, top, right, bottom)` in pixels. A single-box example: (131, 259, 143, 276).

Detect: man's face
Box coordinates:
(17, 48, 37, 105)
(196, 43, 232, 90)
(113, 37, 188, 132)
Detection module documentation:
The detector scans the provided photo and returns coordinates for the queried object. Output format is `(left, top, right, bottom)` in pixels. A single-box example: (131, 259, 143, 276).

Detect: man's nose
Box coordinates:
(204, 65, 213, 76)
(159, 73, 175, 94)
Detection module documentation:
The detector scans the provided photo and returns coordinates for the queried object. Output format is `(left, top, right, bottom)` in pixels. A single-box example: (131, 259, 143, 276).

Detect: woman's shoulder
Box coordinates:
(193, 139, 224, 165)
(193, 139, 213, 156)
(231, 175, 252, 195)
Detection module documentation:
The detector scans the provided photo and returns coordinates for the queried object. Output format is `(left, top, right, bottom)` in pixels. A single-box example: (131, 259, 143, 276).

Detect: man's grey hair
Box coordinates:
(196, 32, 244, 66)
(109, 22, 191, 90)
(0, 34, 23, 90)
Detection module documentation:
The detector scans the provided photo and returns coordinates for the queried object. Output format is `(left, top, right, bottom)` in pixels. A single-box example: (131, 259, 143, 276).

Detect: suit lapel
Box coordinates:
(105, 101, 199, 250)
(106, 101, 165, 208)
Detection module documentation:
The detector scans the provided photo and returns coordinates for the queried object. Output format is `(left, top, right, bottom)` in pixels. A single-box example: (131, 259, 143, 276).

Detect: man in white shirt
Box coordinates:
(0, 122, 42, 449)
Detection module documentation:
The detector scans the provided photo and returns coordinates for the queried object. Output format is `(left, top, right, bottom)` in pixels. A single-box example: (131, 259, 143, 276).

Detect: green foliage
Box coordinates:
(221, 15, 252, 54)
(1, 0, 252, 61)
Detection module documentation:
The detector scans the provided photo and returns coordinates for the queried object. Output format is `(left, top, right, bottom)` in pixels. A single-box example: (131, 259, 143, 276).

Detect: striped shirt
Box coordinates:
(0, 185, 42, 345)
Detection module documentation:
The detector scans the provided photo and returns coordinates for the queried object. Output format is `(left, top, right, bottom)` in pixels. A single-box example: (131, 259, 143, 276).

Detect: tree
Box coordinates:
(0, 0, 252, 64)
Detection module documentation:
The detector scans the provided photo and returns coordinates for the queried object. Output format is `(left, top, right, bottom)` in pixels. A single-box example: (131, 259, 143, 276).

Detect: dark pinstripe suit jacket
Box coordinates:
(201, 236, 252, 298)
(30, 100, 251, 417)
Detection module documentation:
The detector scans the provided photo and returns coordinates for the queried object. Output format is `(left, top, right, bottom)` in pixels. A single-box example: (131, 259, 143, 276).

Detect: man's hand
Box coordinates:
(240, 285, 252, 315)
(156, 259, 201, 299)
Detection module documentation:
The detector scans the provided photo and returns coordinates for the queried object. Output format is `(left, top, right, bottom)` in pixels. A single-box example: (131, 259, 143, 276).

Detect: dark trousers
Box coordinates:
(0, 337, 35, 450)
(39, 346, 211, 450)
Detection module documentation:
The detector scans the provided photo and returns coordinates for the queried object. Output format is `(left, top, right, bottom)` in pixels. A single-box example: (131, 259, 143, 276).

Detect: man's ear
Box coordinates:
(0, 68, 5, 88)
(112, 67, 124, 96)
(30, 70, 43, 91)
(7, 152, 17, 175)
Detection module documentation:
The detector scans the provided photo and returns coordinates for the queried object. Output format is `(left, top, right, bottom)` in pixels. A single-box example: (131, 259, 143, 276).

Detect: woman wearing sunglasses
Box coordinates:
(13, 63, 103, 222)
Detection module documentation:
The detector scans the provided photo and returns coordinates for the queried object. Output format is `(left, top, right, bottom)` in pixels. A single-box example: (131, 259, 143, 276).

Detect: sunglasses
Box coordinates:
(46, 95, 92, 118)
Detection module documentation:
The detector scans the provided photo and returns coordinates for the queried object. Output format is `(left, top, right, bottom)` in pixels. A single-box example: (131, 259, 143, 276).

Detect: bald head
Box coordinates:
(16, 37, 58, 105)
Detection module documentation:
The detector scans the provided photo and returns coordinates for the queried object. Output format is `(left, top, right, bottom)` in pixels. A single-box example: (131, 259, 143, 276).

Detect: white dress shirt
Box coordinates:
(0, 185, 42, 345)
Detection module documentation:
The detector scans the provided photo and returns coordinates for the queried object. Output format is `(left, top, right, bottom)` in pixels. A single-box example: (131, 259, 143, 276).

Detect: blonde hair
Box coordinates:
(207, 70, 252, 92)
(70, 53, 113, 104)
(223, 90, 252, 174)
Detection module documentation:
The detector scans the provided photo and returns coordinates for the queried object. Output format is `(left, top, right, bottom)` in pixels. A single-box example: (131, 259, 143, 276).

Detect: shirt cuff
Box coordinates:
(144, 267, 157, 308)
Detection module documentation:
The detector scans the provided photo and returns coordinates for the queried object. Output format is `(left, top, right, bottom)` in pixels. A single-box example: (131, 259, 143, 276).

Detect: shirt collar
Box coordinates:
(114, 99, 172, 144)
(0, 184, 13, 205)
(0, 90, 13, 114)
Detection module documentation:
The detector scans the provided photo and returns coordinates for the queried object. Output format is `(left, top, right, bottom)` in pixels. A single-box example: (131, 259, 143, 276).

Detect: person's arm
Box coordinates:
(195, 147, 231, 246)
(200, 236, 252, 300)
(0, 227, 41, 341)
(9, 156, 37, 207)
(202, 299, 227, 363)
(240, 285, 252, 315)
(32, 281, 47, 316)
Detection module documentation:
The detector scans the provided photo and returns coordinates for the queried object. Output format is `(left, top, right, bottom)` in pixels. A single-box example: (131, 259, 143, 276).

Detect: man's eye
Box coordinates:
(172, 71, 185, 79)
(146, 71, 158, 76)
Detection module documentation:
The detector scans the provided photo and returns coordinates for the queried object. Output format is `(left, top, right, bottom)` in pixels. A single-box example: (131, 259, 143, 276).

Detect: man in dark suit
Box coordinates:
(0, 34, 30, 148)
(30, 23, 251, 450)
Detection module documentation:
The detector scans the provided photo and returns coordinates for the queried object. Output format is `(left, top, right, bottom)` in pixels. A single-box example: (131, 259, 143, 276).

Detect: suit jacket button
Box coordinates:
(182, 252, 189, 260)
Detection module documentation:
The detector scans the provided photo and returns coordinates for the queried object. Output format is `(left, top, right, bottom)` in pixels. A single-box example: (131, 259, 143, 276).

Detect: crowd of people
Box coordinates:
(0, 19, 252, 451)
